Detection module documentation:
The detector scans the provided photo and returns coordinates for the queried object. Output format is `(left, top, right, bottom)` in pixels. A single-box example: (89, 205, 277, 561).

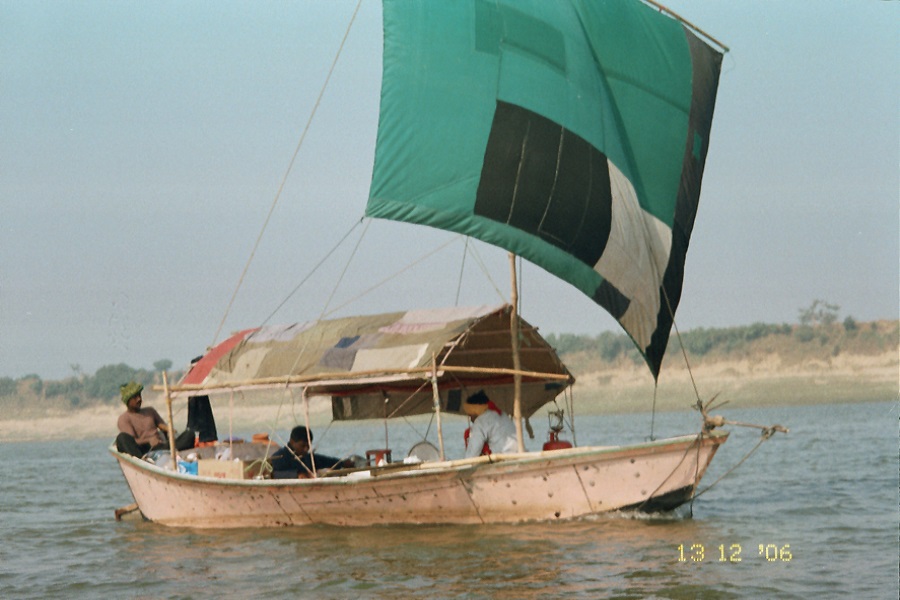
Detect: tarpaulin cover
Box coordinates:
(179, 305, 572, 420)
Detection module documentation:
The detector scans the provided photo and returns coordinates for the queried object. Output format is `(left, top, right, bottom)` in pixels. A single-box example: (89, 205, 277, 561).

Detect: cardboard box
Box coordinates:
(198, 459, 247, 480)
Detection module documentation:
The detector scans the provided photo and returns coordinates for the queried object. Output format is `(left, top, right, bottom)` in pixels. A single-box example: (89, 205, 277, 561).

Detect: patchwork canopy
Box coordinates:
(367, 0, 723, 378)
(177, 305, 572, 420)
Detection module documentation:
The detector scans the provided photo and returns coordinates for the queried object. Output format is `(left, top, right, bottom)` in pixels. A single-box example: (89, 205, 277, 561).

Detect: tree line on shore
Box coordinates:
(2, 301, 896, 411)
(546, 302, 895, 370)
(0, 360, 184, 411)
(546, 314, 879, 363)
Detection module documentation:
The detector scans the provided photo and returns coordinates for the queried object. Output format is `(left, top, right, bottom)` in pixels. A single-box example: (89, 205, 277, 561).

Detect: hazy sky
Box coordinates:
(2, 1, 897, 380)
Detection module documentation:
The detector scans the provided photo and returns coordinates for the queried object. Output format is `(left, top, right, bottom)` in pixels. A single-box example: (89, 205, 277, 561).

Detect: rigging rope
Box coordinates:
(644, 436, 700, 511)
(689, 398, 789, 503)
(466, 241, 507, 302)
(261, 219, 364, 326)
(454, 237, 469, 306)
(650, 284, 702, 442)
(659, 284, 702, 400)
(209, 0, 364, 349)
(209, 0, 366, 470)
(691, 428, 779, 502)
(649, 252, 789, 502)
(630, 391, 788, 513)
(320, 231, 463, 319)
(318, 218, 371, 320)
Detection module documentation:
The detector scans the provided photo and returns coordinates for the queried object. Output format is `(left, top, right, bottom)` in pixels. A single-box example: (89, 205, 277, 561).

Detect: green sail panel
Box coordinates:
(367, 0, 723, 378)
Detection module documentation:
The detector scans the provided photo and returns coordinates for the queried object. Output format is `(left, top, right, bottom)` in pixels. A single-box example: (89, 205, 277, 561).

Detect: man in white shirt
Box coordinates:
(462, 390, 519, 458)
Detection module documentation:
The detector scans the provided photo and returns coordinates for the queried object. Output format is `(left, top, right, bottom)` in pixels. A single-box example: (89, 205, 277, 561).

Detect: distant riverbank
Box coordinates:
(2, 349, 895, 443)
(3, 319, 895, 443)
(571, 348, 898, 413)
(0, 393, 336, 444)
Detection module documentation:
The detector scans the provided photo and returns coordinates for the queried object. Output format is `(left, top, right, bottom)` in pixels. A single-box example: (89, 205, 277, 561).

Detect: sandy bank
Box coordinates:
(572, 349, 898, 414)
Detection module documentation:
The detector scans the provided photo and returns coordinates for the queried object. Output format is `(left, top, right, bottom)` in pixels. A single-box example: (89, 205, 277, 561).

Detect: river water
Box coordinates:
(0, 400, 896, 598)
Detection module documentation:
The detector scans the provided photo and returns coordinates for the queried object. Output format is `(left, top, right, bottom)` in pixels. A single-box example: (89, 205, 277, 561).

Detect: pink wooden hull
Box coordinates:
(112, 432, 727, 528)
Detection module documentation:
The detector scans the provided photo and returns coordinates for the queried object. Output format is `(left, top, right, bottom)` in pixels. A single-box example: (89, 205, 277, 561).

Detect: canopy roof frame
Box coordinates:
(163, 305, 574, 421)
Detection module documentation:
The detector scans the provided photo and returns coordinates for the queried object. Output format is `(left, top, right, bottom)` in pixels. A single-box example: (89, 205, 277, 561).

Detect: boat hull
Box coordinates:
(112, 432, 727, 528)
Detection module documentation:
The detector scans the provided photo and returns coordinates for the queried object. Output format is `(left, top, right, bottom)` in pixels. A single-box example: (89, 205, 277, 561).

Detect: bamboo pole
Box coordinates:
(382, 392, 389, 449)
(430, 353, 446, 461)
(162, 371, 177, 469)
(568, 388, 578, 447)
(158, 364, 572, 395)
(228, 389, 234, 453)
(509, 253, 525, 453)
(303, 387, 315, 475)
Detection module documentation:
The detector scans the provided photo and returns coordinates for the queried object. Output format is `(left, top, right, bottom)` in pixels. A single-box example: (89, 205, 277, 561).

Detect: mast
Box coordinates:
(508, 253, 525, 453)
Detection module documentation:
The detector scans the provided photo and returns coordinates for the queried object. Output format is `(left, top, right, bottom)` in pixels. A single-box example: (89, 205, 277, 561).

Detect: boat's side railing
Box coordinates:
(320, 434, 725, 479)
(113, 433, 728, 484)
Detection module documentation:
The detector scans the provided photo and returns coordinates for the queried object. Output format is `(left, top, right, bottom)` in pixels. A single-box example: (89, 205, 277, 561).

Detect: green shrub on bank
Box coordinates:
(678, 322, 793, 356)
(37, 362, 180, 407)
(84, 364, 153, 403)
(0, 377, 16, 397)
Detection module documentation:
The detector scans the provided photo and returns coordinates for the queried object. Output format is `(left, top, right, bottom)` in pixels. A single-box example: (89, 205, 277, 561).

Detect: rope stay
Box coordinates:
(464, 240, 507, 303)
(454, 237, 469, 306)
(320, 230, 461, 319)
(261, 219, 365, 326)
(210, 0, 364, 349)
(652, 280, 790, 496)
(689, 395, 789, 502)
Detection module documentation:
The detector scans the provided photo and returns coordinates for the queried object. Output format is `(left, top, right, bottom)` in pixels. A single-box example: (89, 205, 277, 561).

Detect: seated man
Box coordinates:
(270, 425, 354, 479)
(115, 381, 194, 458)
(462, 390, 519, 458)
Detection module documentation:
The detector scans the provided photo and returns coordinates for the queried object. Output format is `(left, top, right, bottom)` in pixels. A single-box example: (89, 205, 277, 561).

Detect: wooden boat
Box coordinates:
(115, 437, 727, 528)
(112, 0, 732, 527)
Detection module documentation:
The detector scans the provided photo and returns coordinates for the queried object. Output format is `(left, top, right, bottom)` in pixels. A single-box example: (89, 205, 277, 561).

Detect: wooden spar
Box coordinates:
(642, 0, 729, 52)
(509, 253, 525, 453)
(162, 371, 177, 467)
(157, 364, 573, 395)
(430, 353, 446, 461)
(114, 502, 140, 521)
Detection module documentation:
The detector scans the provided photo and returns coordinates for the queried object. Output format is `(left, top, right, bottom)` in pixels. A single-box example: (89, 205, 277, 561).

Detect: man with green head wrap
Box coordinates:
(115, 381, 194, 457)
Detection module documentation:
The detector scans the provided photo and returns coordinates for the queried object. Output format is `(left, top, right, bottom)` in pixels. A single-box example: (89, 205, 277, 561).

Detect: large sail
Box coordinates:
(366, 0, 723, 378)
